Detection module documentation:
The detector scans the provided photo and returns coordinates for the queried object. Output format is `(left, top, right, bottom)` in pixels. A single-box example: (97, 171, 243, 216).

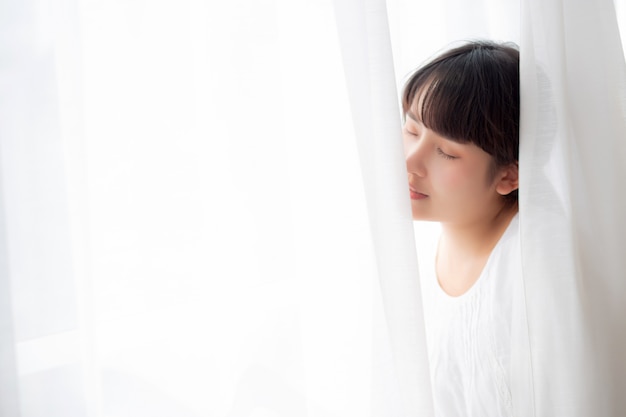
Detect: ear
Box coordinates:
(495, 162, 519, 196)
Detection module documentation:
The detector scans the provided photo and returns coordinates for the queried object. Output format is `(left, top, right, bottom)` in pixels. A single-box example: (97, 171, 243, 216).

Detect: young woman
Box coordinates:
(402, 41, 520, 416)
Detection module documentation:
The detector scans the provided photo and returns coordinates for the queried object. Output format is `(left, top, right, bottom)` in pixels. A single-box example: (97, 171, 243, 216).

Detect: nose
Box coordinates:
(404, 133, 427, 178)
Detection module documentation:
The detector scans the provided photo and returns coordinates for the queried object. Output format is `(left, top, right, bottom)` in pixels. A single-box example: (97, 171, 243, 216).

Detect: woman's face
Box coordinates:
(403, 109, 504, 225)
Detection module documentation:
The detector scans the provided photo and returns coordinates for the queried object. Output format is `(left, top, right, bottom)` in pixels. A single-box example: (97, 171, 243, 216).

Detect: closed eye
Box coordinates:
(436, 147, 457, 160)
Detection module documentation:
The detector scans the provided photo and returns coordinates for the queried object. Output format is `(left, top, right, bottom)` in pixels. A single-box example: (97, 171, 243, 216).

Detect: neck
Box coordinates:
(439, 202, 518, 259)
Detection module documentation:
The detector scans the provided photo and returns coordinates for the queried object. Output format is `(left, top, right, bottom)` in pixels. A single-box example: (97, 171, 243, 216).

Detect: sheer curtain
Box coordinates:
(1, 1, 625, 417)
(2, 1, 376, 415)
(518, 0, 626, 415)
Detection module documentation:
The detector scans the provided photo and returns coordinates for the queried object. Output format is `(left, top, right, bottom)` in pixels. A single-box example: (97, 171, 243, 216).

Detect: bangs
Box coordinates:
(402, 60, 497, 145)
(401, 44, 519, 167)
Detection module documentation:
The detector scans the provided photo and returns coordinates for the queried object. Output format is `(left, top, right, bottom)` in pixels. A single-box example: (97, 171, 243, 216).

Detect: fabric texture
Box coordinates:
(416, 214, 519, 417)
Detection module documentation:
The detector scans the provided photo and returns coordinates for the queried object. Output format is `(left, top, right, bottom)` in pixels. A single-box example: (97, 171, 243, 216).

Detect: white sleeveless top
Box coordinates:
(415, 214, 520, 417)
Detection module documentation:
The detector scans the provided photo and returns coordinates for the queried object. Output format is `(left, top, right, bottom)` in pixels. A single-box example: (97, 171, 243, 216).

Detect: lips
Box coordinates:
(409, 187, 428, 200)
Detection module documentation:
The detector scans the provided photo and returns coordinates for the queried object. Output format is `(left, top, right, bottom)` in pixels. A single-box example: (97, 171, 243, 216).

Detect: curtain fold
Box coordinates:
(332, 0, 434, 415)
(0, 174, 19, 417)
(520, 0, 626, 415)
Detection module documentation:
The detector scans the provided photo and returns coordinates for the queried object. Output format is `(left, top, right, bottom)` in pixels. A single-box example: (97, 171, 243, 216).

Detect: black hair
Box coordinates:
(402, 40, 519, 201)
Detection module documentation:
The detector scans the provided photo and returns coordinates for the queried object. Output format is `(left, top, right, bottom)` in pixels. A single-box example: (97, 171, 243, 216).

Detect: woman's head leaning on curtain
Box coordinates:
(402, 40, 519, 222)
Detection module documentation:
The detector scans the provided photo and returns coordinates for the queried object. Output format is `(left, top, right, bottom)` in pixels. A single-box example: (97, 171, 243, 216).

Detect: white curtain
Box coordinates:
(1, 1, 625, 417)
(518, 0, 626, 415)
(2, 1, 375, 415)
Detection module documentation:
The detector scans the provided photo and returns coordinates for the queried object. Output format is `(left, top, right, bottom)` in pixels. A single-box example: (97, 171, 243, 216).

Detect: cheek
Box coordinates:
(402, 141, 410, 161)
(434, 165, 469, 189)
(434, 164, 488, 196)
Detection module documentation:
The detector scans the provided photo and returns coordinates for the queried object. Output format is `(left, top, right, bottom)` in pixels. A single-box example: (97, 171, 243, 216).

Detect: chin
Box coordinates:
(411, 210, 435, 222)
